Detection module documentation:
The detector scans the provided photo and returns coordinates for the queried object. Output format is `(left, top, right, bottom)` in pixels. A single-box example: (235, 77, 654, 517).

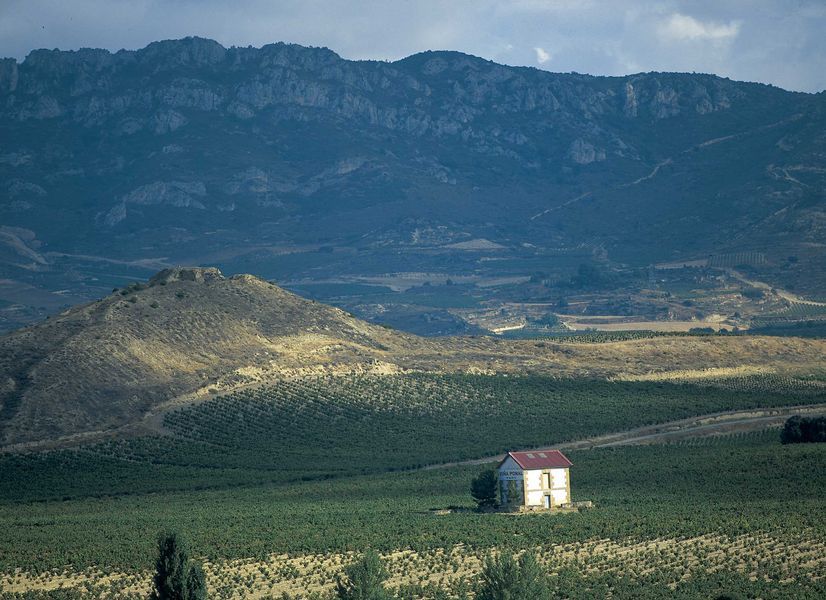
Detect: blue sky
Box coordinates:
(1, 0, 824, 92)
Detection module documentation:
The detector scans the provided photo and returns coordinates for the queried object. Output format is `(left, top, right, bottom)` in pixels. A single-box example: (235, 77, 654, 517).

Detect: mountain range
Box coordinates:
(1, 37, 825, 334)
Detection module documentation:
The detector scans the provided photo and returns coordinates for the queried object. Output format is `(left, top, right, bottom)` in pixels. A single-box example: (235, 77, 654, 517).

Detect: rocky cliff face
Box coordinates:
(0, 37, 824, 331)
(1, 38, 763, 156)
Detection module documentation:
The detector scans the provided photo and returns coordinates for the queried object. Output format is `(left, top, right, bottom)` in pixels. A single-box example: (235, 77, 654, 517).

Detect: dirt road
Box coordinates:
(725, 268, 826, 306)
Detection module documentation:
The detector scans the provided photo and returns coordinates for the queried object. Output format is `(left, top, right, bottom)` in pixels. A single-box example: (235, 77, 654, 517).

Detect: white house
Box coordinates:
(497, 449, 573, 510)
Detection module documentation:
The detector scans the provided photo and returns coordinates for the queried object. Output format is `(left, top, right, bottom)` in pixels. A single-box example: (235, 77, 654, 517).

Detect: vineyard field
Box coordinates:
(499, 330, 727, 342)
(3, 373, 825, 503)
(752, 302, 826, 329)
(708, 252, 768, 268)
(0, 431, 824, 598)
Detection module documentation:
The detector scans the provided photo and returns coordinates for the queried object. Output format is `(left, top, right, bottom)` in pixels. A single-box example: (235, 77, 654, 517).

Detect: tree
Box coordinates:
(335, 550, 391, 600)
(781, 415, 804, 444)
(781, 415, 826, 444)
(470, 469, 498, 510)
(150, 532, 207, 600)
(571, 263, 603, 289)
(476, 551, 552, 600)
(506, 480, 519, 507)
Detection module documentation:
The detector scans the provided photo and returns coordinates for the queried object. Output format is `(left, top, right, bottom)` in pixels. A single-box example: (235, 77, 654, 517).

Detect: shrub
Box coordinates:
(186, 563, 207, 600)
(335, 550, 390, 600)
(476, 551, 551, 600)
(780, 415, 826, 444)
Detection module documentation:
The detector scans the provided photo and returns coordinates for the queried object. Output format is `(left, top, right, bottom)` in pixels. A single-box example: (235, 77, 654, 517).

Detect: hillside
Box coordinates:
(2, 266, 825, 447)
(0, 267, 417, 445)
(1, 37, 825, 333)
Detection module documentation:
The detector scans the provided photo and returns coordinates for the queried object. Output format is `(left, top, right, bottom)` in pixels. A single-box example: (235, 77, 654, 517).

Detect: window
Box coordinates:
(542, 473, 550, 489)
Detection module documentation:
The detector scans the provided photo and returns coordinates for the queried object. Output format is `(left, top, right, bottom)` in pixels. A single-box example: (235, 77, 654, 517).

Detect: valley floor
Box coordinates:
(0, 430, 824, 599)
(0, 371, 824, 599)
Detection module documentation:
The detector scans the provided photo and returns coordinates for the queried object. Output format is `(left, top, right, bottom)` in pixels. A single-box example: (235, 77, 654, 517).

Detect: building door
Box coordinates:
(543, 495, 551, 509)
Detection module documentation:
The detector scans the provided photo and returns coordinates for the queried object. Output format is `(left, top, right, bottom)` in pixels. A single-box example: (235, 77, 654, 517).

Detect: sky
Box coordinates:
(1, 0, 824, 92)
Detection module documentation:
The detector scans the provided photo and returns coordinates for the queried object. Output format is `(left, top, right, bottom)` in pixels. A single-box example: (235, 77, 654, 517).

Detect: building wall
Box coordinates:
(551, 488, 568, 505)
(524, 469, 544, 506)
(524, 467, 570, 507)
(498, 459, 572, 509)
(551, 468, 568, 490)
(497, 457, 523, 505)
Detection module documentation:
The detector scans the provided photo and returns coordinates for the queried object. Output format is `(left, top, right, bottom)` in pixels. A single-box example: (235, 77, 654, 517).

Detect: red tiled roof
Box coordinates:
(502, 450, 573, 470)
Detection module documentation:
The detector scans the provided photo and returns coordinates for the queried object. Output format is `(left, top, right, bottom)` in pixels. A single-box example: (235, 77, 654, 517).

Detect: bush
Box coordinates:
(335, 550, 391, 600)
(781, 415, 826, 444)
(476, 551, 551, 600)
(186, 563, 207, 600)
(741, 287, 764, 300)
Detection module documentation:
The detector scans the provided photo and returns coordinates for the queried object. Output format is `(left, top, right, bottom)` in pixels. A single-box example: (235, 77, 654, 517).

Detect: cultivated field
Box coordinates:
(1, 432, 824, 598)
(1, 363, 825, 599)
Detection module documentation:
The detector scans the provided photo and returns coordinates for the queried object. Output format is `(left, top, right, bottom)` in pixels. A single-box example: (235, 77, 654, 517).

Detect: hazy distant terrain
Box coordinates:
(1, 37, 825, 334)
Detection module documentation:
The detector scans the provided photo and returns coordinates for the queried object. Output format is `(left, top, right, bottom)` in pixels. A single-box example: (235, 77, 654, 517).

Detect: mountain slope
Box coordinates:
(1, 37, 825, 332)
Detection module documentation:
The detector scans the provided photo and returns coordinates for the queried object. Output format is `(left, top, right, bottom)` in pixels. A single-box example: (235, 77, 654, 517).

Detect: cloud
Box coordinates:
(658, 13, 741, 42)
(534, 46, 551, 64)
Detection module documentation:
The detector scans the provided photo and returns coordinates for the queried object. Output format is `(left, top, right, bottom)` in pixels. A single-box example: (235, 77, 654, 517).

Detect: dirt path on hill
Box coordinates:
(724, 268, 826, 306)
(420, 402, 826, 470)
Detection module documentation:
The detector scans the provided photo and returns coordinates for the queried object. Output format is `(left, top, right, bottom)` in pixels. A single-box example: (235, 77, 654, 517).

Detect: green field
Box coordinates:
(752, 302, 826, 330)
(1, 374, 825, 598)
(3, 374, 825, 503)
(1, 432, 824, 598)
